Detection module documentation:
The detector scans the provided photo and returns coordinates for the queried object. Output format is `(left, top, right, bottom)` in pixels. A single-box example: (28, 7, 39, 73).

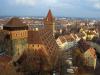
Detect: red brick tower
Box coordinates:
(44, 9, 56, 36)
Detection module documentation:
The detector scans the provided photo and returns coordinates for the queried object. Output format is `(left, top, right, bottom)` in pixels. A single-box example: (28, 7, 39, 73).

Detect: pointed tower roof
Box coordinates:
(45, 9, 54, 22)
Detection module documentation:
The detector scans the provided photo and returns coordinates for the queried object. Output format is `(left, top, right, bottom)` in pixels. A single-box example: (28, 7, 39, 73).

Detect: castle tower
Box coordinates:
(26, 10, 59, 72)
(3, 17, 28, 56)
(44, 9, 56, 36)
(4, 11, 59, 74)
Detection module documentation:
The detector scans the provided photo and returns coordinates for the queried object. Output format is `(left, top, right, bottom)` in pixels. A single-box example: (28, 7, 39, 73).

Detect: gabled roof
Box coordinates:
(87, 48, 96, 59)
(4, 17, 27, 27)
(28, 29, 52, 44)
(58, 36, 66, 44)
(58, 34, 75, 43)
(78, 39, 90, 52)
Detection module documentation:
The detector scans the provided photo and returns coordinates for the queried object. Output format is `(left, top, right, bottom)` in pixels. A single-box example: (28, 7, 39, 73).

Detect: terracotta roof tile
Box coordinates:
(64, 35, 75, 42)
(0, 55, 12, 63)
(58, 35, 75, 43)
(78, 39, 90, 52)
(4, 17, 27, 27)
(58, 36, 66, 43)
(28, 30, 42, 44)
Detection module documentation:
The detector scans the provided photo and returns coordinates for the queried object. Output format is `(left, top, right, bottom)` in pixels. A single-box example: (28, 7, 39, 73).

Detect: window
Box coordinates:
(21, 32, 23, 36)
(16, 34, 17, 36)
(38, 44, 39, 47)
(33, 45, 34, 47)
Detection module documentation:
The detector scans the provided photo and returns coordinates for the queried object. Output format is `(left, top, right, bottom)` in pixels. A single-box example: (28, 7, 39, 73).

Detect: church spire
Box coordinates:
(45, 9, 53, 22)
(44, 9, 55, 36)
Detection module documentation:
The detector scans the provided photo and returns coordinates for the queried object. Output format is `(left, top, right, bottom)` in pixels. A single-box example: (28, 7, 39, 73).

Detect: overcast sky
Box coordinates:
(0, 0, 100, 18)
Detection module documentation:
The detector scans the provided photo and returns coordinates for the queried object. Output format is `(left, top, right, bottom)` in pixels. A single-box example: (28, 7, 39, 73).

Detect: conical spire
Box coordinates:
(44, 9, 55, 35)
(45, 9, 53, 22)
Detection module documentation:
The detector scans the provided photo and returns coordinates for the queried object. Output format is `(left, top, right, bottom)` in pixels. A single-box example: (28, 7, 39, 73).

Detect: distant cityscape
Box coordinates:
(0, 9, 100, 75)
(1, 16, 100, 20)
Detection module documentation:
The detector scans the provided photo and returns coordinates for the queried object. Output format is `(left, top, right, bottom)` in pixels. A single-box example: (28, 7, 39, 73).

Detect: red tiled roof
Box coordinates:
(58, 35, 75, 43)
(64, 35, 75, 42)
(58, 36, 66, 43)
(0, 55, 12, 63)
(5, 17, 27, 27)
(78, 39, 90, 52)
(28, 30, 42, 44)
(88, 48, 96, 58)
(28, 29, 52, 44)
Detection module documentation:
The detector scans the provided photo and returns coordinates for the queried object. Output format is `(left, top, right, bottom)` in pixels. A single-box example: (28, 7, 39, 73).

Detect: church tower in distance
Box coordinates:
(44, 9, 56, 36)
